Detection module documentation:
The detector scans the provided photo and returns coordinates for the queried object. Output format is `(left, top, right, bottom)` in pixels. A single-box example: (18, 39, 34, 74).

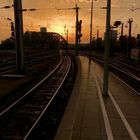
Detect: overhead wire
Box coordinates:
(48, 0, 63, 26)
(47, 0, 78, 40)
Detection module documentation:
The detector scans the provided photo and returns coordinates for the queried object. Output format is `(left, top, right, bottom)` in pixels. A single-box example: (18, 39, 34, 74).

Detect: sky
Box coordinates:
(0, 0, 140, 43)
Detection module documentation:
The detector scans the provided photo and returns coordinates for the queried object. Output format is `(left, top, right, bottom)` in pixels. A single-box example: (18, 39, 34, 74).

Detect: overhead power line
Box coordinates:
(0, 15, 12, 21)
(22, 8, 37, 12)
(0, 5, 13, 9)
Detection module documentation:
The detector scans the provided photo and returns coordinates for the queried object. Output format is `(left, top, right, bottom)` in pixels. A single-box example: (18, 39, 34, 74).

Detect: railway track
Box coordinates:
(0, 51, 58, 75)
(83, 54, 140, 94)
(0, 55, 71, 139)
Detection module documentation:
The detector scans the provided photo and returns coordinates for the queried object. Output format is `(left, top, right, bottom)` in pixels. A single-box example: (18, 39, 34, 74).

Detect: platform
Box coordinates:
(54, 56, 140, 140)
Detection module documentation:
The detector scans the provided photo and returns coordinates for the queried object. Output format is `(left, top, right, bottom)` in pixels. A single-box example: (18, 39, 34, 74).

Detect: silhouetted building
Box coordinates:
(104, 30, 117, 41)
(136, 34, 140, 48)
(40, 27, 47, 32)
(131, 34, 140, 60)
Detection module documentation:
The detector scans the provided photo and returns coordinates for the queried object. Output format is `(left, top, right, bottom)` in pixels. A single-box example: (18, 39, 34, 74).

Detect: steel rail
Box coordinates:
(112, 59, 140, 72)
(23, 56, 71, 139)
(0, 57, 63, 117)
(0, 53, 58, 75)
(0, 55, 71, 139)
(84, 53, 140, 73)
(81, 54, 139, 93)
(88, 55, 140, 82)
(109, 63, 140, 81)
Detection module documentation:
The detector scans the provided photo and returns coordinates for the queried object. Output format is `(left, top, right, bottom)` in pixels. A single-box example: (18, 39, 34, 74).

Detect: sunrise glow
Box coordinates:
(0, 0, 140, 43)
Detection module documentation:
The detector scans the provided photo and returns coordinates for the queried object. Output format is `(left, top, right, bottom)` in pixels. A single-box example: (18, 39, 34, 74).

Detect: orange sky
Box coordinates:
(0, 0, 140, 43)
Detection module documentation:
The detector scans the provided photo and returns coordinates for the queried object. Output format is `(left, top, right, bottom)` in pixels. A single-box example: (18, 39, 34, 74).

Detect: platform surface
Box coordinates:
(54, 56, 140, 140)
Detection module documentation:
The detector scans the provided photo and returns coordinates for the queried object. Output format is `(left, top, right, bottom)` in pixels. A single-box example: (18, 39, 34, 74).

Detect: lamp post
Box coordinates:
(64, 24, 69, 49)
(75, 4, 79, 56)
(103, 0, 111, 96)
(127, 18, 133, 58)
(14, 0, 24, 73)
(89, 0, 93, 64)
(89, 0, 97, 64)
(13, 1, 37, 73)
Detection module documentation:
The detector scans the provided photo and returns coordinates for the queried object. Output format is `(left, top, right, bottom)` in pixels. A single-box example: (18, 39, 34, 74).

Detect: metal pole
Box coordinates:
(14, 0, 24, 73)
(121, 23, 124, 37)
(64, 24, 66, 39)
(66, 29, 68, 50)
(120, 23, 124, 51)
(75, 4, 79, 56)
(128, 19, 132, 38)
(97, 29, 99, 40)
(66, 29, 68, 44)
(103, 0, 111, 96)
(96, 29, 99, 48)
(89, 0, 93, 64)
(127, 18, 133, 58)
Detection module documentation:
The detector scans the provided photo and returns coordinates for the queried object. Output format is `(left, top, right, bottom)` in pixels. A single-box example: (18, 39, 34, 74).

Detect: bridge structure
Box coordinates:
(24, 31, 68, 50)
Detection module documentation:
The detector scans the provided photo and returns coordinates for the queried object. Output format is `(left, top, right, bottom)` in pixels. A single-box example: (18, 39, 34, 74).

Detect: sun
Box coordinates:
(51, 17, 67, 35)
(53, 25, 64, 35)
(54, 26, 64, 34)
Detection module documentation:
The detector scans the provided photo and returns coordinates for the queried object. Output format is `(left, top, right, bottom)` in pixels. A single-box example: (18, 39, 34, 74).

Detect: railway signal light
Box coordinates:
(78, 20, 82, 33)
(77, 20, 82, 43)
(78, 33, 82, 38)
(10, 22, 15, 39)
(114, 21, 121, 27)
(78, 33, 82, 43)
